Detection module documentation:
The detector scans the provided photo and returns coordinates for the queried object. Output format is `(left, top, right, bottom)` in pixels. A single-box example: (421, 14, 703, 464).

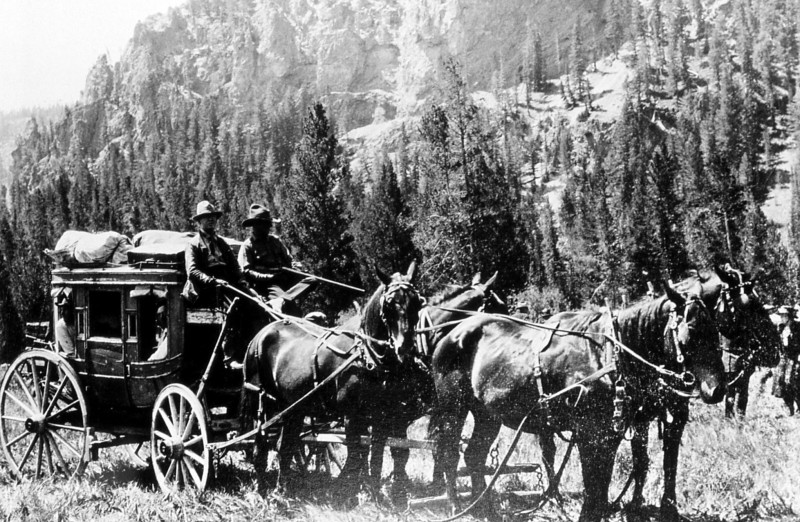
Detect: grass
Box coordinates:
(0, 369, 797, 521)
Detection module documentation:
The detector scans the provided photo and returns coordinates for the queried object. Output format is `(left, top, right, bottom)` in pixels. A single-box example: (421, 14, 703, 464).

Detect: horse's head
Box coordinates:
(373, 261, 424, 364)
(664, 282, 726, 404)
(712, 264, 781, 367)
(446, 272, 508, 315)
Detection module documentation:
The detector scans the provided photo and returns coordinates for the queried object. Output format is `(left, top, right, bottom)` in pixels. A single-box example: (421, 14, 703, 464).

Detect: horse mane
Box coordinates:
(361, 283, 389, 338)
(614, 296, 674, 360)
(426, 284, 472, 306)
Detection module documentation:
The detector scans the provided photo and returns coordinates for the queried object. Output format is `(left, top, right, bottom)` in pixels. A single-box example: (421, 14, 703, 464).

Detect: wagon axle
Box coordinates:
(23, 415, 48, 434)
(158, 438, 184, 460)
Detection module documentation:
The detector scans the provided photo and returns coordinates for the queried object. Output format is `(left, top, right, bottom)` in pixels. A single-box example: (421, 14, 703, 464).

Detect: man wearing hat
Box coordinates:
(54, 290, 76, 357)
(238, 203, 316, 315)
(184, 201, 252, 369)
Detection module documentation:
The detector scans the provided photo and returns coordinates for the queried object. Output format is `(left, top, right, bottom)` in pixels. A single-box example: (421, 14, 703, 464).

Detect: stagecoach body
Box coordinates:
(0, 260, 243, 489)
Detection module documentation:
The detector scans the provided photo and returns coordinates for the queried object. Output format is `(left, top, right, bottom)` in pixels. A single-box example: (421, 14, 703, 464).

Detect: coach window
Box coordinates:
(88, 290, 122, 338)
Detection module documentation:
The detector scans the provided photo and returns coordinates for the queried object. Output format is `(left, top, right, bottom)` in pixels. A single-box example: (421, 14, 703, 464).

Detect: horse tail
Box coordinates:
(240, 326, 268, 434)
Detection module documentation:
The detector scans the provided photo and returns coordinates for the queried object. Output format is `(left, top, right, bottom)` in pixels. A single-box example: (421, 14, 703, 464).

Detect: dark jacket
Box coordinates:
(183, 230, 246, 305)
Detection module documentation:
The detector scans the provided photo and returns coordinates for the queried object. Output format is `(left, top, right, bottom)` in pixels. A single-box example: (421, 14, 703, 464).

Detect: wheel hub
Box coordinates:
(24, 414, 47, 434)
(159, 438, 185, 460)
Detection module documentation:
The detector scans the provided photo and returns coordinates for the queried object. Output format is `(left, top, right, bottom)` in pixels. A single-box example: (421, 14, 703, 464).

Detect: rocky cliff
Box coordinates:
(87, 0, 605, 131)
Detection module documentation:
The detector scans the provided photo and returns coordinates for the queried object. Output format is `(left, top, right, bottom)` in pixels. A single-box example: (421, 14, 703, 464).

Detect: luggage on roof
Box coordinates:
(45, 230, 133, 266)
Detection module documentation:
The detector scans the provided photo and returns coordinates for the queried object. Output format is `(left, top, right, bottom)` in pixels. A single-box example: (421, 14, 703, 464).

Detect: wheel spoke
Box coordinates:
(167, 395, 178, 432)
(42, 360, 54, 407)
(46, 423, 87, 433)
(175, 458, 183, 487)
(7, 382, 38, 417)
(158, 408, 177, 436)
(18, 433, 40, 473)
(183, 448, 205, 466)
(178, 396, 186, 435)
(153, 430, 171, 442)
(180, 460, 193, 488)
(49, 429, 82, 458)
(181, 411, 197, 440)
(165, 459, 177, 483)
(46, 399, 81, 423)
(183, 457, 202, 486)
(184, 435, 203, 448)
(35, 436, 44, 479)
(5, 429, 32, 449)
(2, 415, 28, 424)
(43, 433, 55, 475)
(42, 379, 68, 419)
(29, 360, 43, 410)
(46, 432, 71, 476)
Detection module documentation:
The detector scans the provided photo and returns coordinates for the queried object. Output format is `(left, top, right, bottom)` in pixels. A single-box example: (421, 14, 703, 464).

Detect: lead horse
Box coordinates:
(241, 262, 423, 494)
(623, 265, 781, 520)
(718, 266, 781, 418)
(428, 281, 724, 522)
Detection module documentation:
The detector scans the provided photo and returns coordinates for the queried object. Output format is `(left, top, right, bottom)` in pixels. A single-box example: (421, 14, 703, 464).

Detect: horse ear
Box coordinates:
(471, 272, 482, 286)
(375, 264, 392, 286)
(406, 260, 418, 282)
(662, 281, 685, 307)
(484, 271, 498, 289)
(714, 264, 736, 285)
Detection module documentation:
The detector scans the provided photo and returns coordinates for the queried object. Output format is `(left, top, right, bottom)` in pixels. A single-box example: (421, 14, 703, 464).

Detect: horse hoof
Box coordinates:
(660, 500, 681, 522)
(388, 480, 409, 510)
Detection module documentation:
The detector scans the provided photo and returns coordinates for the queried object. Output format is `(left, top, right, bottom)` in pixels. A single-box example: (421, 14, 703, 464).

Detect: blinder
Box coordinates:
(378, 280, 423, 359)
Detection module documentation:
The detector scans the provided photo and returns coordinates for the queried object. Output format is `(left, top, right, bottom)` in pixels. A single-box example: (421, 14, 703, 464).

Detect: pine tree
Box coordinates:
(283, 103, 359, 318)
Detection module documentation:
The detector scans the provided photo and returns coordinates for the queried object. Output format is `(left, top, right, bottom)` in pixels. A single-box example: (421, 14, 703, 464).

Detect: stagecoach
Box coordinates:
(0, 241, 541, 499)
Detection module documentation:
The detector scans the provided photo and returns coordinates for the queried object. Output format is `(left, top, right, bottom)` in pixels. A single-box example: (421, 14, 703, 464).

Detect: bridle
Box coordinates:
(375, 280, 422, 363)
(661, 293, 717, 395)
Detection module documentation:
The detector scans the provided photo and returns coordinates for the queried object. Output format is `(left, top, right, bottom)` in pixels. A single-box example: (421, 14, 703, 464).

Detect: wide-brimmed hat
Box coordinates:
(242, 204, 273, 227)
(192, 200, 223, 221)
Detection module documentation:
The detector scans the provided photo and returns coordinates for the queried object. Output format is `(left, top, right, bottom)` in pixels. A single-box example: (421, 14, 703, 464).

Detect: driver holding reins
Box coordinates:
(183, 200, 256, 370)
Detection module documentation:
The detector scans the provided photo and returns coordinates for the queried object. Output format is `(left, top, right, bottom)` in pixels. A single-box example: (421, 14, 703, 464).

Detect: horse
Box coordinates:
(772, 315, 800, 415)
(241, 262, 423, 494)
(622, 265, 781, 520)
(428, 281, 724, 522)
(366, 272, 509, 504)
(718, 270, 782, 418)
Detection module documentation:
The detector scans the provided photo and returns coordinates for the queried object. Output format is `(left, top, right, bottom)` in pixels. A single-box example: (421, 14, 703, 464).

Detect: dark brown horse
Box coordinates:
(367, 272, 508, 504)
(772, 315, 800, 415)
(241, 262, 423, 493)
(428, 282, 723, 522)
(623, 265, 781, 521)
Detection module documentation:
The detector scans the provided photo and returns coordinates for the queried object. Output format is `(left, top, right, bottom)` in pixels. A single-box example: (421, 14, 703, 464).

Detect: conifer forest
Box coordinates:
(0, 0, 798, 361)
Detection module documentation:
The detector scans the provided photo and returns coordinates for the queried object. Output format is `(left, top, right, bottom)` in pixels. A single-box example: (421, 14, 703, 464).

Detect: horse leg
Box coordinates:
(388, 445, 411, 508)
(538, 432, 564, 503)
(660, 404, 688, 522)
(276, 417, 303, 494)
(463, 405, 501, 516)
(735, 371, 752, 417)
(429, 376, 470, 513)
(627, 420, 650, 511)
(253, 430, 273, 495)
(724, 384, 736, 418)
(368, 427, 387, 494)
(576, 428, 619, 522)
(340, 413, 370, 491)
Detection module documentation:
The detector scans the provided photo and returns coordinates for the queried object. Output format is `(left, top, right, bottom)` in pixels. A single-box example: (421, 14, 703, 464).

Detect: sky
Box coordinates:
(0, 0, 186, 112)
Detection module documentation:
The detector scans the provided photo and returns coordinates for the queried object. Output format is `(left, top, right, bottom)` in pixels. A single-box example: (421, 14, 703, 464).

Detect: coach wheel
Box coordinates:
(0, 350, 89, 479)
(151, 384, 211, 492)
